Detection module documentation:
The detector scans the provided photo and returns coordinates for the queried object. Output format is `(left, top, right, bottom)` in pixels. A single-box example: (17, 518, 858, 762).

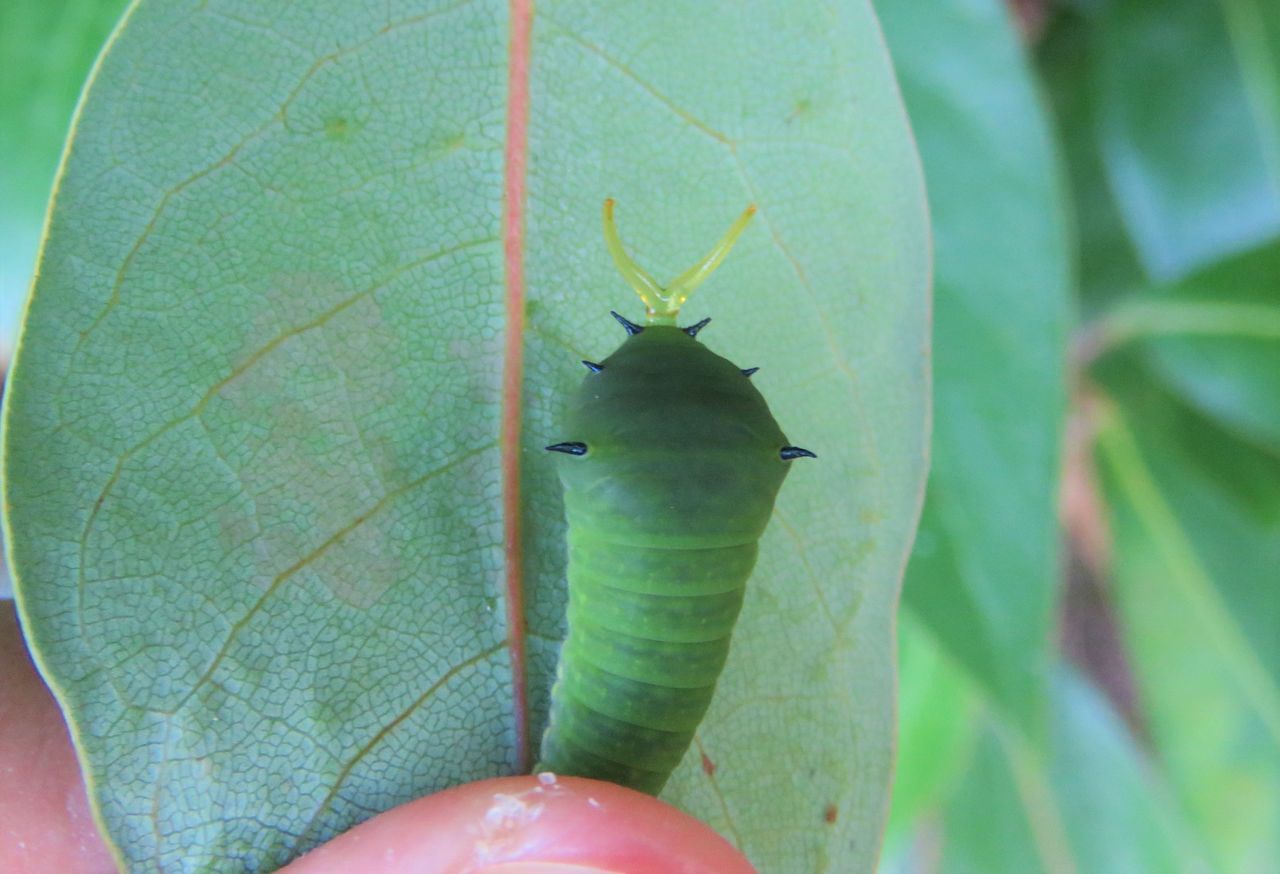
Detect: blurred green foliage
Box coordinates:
(3, 0, 1277, 871)
(879, 0, 1071, 738)
(0, 0, 129, 350)
(881, 0, 1280, 872)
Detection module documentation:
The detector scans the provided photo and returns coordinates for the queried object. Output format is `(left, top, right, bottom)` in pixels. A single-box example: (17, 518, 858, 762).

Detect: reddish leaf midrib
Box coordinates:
(501, 0, 532, 773)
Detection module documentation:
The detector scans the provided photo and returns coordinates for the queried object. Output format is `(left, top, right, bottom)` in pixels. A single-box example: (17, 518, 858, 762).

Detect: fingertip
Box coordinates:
(0, 603, 117, 874)
(283, 774, 754, 874)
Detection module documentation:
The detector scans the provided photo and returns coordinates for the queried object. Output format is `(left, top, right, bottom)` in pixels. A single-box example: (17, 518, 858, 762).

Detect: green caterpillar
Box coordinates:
(538, 200, 814, 794)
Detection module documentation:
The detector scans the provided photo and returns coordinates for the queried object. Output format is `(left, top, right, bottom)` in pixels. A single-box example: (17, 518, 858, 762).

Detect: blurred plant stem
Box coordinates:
(1058, 389, 1144, 736)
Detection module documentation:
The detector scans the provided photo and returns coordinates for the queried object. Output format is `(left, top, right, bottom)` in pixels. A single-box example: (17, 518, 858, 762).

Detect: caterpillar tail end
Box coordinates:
(536, 733, 671, 796)
(536, 680, 673, 796)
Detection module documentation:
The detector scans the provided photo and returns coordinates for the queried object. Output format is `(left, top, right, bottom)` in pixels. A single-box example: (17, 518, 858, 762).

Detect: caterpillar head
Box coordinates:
(545, 202, 814, 545)
(583, 200, 813, 456)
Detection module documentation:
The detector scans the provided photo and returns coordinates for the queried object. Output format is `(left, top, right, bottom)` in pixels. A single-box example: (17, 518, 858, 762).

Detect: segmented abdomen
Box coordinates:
(538, 530, 759, 794)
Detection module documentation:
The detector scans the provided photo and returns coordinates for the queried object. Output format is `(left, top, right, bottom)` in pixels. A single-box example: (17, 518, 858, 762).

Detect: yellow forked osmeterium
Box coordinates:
(602, 198, 756, 326)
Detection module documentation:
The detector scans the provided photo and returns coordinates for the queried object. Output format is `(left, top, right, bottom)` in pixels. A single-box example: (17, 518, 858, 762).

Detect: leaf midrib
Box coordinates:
(500, 0, 533, 773)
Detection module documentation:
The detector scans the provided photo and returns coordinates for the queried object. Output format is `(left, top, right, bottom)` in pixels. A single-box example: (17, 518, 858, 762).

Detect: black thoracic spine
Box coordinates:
(682, 317, 712, 337)
(610, 311, 644, 335)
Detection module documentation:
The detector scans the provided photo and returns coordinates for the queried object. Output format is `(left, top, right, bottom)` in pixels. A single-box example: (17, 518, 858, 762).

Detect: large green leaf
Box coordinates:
(877, 0, 1071, 732)
(1094, 0, 1280, 280)
(3, 1, 930, 870)
(0, 0, 129, 348)
(1093, 384, 1280, 874)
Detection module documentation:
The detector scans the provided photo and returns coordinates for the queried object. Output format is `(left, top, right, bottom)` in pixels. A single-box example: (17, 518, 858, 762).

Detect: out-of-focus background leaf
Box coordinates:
(2, 1, 928, 871)
(0, 0, 131, 356)
(885, 665, 1208, 874)
(1100, 243, 1280, 452)
(881, 615, 977, 851)
(877, 0, 1071, 735)
(1094, 0, 1280, 280)
(1075, 0, 1280, 863)
(1037, 7, 1145, 315)
(1093, 378, 1280, 874)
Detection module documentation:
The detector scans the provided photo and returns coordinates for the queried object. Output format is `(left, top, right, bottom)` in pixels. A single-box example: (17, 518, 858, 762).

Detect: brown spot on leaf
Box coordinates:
(701, 751, 716, 777)
(823, 803, 838, 824)
(786, 97, 813, 124)
(325, 116, 350, 140)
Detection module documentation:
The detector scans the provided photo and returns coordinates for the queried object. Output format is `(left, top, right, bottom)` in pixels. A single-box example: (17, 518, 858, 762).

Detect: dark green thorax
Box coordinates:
(555, 324, 791, 550)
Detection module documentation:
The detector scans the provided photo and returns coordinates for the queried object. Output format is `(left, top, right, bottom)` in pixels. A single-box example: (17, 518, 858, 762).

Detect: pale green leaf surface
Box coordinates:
(1095, 390, 1280, 874)
(3, 1, 929, 871)
(0, 0, 129, 349)
(877, 0, 1071, 732)
(1095, 0, 1280, 280)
